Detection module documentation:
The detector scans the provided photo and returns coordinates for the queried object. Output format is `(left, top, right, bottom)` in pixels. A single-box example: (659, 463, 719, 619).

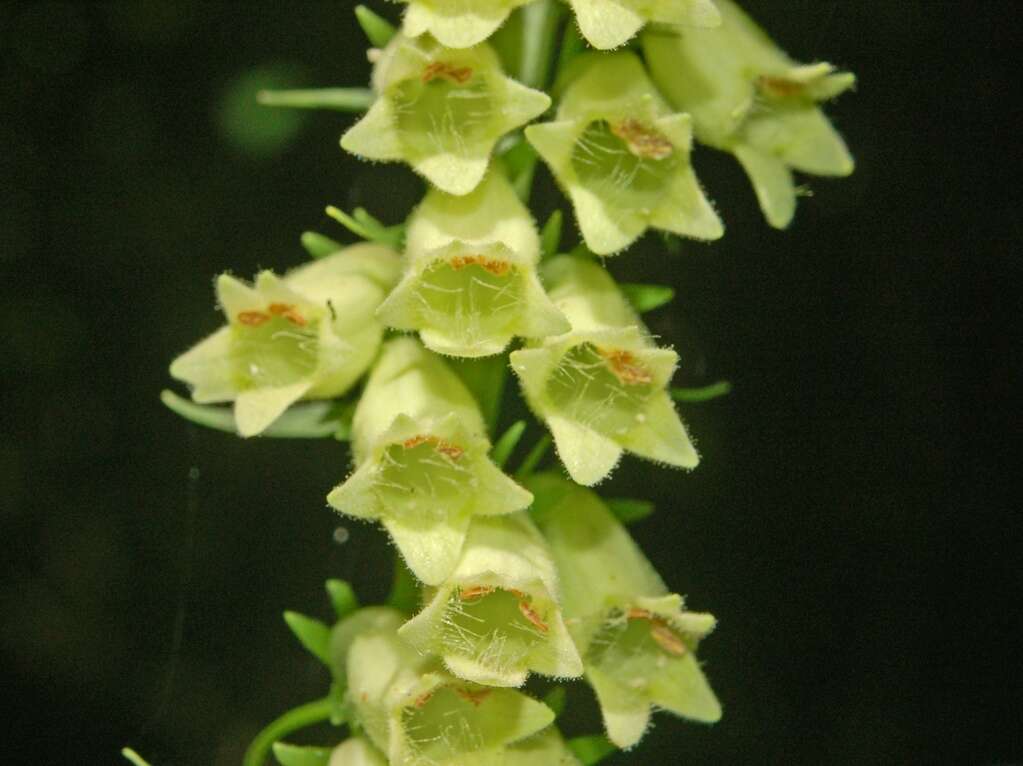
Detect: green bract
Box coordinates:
(568, 0, 721, 50)
(341, 33, 550, 196)
(510, 256, 698, 486)
(341, 607, 556, 766)
(393, 0, 533, 49)
(169, 244, 400, 438)
(400, 512, 583, 687)
(529, 474, 720, 749)
(643, 0, 855, 228)
(377, 170, 569, 357)
(327, 337, 533, 585)
(526, 52, 721, 255)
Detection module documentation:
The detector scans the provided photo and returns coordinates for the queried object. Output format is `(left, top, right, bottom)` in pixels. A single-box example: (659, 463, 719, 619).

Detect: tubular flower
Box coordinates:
(528, 474, 721, 749)
(568, 0, 721, 50)
(340, 607, 556, 766)
(400, 512, 583, 687)
(392, 0, 533, 49)
(376, 170, 570, 358)
(525, 52, 721, 255)
(510, 255, 698, 486)
(643, 0, 855, 228)
(169, 244, 400, 437)
(328, 737, 388, 766)
(341, 33, 550, 196)
(327, 337, 532, 585)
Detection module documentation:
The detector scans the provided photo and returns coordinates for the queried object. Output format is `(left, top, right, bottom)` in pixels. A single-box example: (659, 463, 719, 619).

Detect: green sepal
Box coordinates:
(566, 735, 616, 766)
(271, 742, 331, 766)
(605, 497, 655, 524)
(161, 390, 343, 439)
(671, 381, 732, 402)
(355, 4, 397, 47)
(325, 579, 359, 620)
(491, 420, 527, 468)
(326, 206, 404, 249)
(540, 209, 563, 259)
(284, 611, 332, 666)
(619, 283, 675, 313)
(257, 87, 375, 112)
(301, 231, 344, 259)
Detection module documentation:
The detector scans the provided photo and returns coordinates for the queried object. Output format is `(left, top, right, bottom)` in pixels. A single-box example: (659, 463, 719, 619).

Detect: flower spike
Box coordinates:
(169, 244, 401, 437)
(400, 512, 583, 687)
(340, 607, 556, 765)
(341, 33, 550, 196)
(526, 52, 721, 255)
(643, 0, 855, 228)
(393, 0, 533, 49)
(510, 255, 698, 486)
(529, 474, 721, 749)
(568, 0, 721, 50)
(377, 170, 570, 357)
(327, 337, 533, 585)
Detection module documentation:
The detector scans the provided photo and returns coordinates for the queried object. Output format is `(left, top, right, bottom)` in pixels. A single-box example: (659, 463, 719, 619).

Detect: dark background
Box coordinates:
(1, 1, 1018, 764)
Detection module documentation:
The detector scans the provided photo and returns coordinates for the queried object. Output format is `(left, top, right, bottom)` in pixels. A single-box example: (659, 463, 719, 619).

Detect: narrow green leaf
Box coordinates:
(543, 686, 567, 718)
(283, 611, 332, 665)
(121, 749, 153, 766)
(540, 210, 563, 259)
(354, 5, 396, 47)
(257, 87, 374, 112)
(671, 381, 733, 402)
(325, 579, 359, 620)
(605, 498, 655, 525)
(515, 434, 551, 480)
(243, 698, 335, 766)
(272, 743, 332, 766)
(450, 355, 508, 438)
(387, 557, 420, 615)
(491, 420, 527, 468)
(301, 231, 343, 259)
(619, 282, 675, 313)
(161, 390, 341, 439)
(325, 205, 404, 248)
(567, 735, 617, 766)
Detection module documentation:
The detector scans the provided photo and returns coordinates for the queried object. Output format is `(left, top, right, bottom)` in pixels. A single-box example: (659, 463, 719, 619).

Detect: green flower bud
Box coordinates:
(377, 171, 570, 357)
(327, 338, 533, 585)
(328, 737, 388, 766)
(169, 244, 401, 438)
(400, 512, 583, 687)
(525, 52, 721, 255)
(529, 474, 721, 749)
(568, 0, 721, 50)
(510, 256, 698, 486)
(393, 0, 533, 49)
(341, 34, 550, 196)
(342, 607, 555, 765)
(643, 0, 855, 228)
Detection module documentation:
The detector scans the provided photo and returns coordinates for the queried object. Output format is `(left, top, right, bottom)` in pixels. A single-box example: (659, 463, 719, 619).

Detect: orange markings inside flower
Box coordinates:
(237, 310, 270, 326)
(411, 690, 434, 709)
(627, 607, 688, 656)
(518, 599, 549, 634)
(422, 61, 473, 85)
(597, 348, 653, 386)
(454, 686, 492, 707)
(448, 255, 512, 276)
(268, 302, 308, 326)
(458, 585, 496, 602)
(401, 434, 465, 460)
(756, 74, 807, 99)
(611, 119, 674, 161)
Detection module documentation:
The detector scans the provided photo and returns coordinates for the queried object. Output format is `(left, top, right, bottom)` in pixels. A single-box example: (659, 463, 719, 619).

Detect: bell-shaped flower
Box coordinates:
(529, 473, 721, 749)
(525, 52, 721, 255)
(510, 255, 698, 486)
(327, 337, 533, 585)
(340, 607, 556, 766)
(393, 0, 533, 49)
(568, 0, 721, 50)
(399, 512, 583, 687)
(377, 170, 569, 357)
(643, 0, 855, 228)
(169, 244, 401, 438)
(341, 33, 550, 196)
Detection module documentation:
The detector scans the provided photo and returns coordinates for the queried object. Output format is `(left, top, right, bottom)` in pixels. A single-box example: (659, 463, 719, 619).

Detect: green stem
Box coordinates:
(671, 381, 733, 402)
(257, 87, 374, 112)
(242, 698, 335, 766)
(519, 0, 563, 90)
